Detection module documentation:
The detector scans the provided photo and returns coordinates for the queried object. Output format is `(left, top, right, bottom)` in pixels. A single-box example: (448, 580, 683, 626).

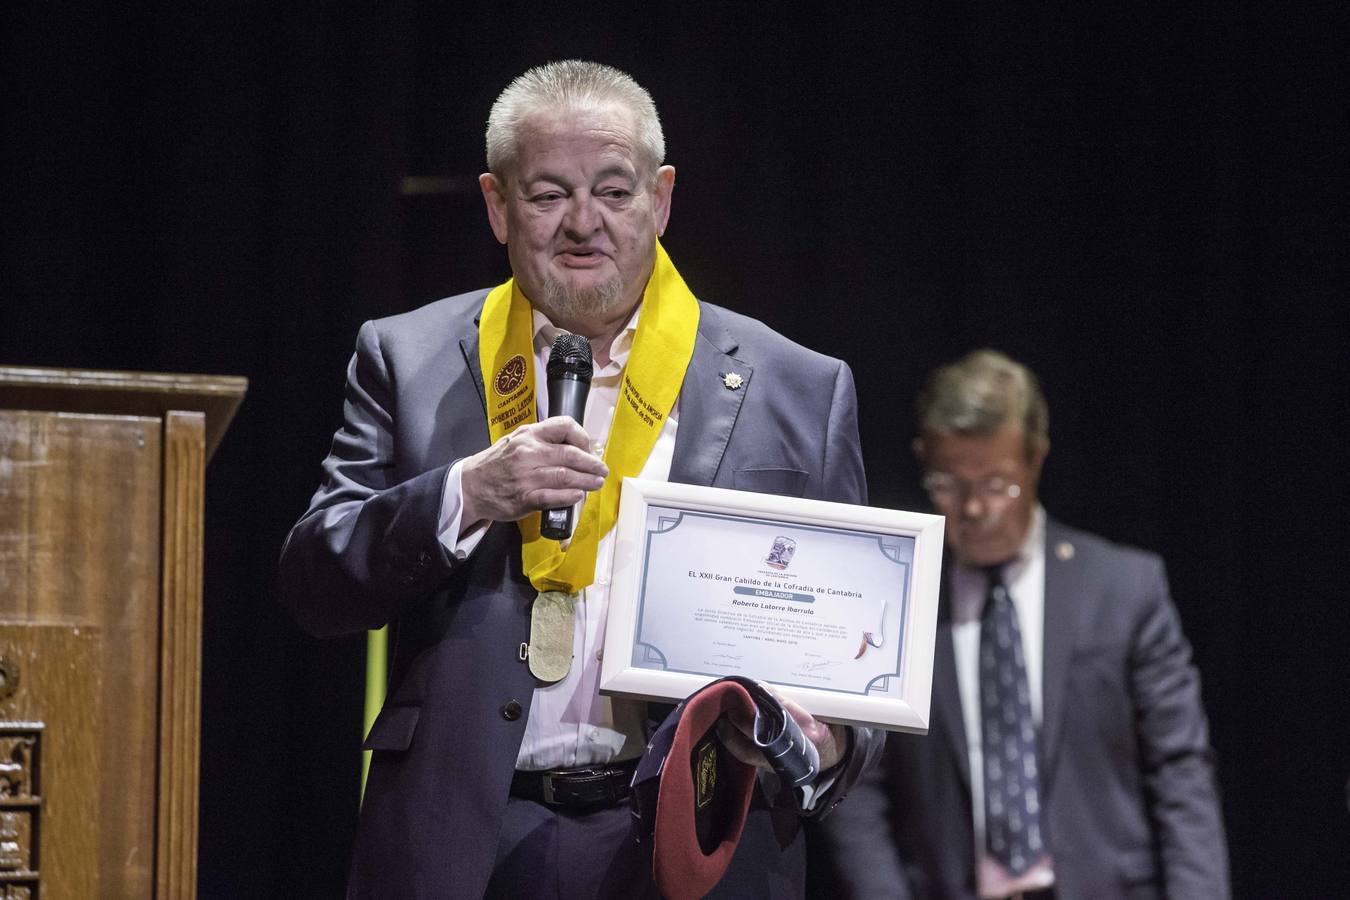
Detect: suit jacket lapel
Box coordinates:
(932, 572, 973, 791)
(668, 306, 750, 488)
(460, 318, 486, 417)
(414, 308, 489, 474)
(1040, 518, 1089, 783)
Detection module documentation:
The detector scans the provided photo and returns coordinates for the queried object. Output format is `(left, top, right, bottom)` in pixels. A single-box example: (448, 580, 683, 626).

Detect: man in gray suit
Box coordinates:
(279, 60, 880, 899)
(817, 350, 1228, 899)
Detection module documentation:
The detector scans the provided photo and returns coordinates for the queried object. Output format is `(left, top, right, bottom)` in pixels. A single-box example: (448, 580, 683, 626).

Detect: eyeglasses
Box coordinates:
(921, 472, 1022, 507)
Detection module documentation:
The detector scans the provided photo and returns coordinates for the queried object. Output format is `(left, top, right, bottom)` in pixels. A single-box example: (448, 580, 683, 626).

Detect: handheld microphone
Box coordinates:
(541, 333, 594, 540)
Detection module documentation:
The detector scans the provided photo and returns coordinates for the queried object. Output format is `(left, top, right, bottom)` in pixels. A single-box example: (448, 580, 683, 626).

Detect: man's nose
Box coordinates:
(562, 194, 601, 237)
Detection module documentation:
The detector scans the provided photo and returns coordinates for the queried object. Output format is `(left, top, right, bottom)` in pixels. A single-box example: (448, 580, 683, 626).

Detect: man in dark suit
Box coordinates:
(817, 350, 1228, 899)
(279, 60, 880, 899)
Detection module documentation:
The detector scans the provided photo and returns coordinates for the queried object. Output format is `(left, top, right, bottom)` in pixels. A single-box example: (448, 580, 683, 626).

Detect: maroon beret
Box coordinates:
(630, 676, 820, 899)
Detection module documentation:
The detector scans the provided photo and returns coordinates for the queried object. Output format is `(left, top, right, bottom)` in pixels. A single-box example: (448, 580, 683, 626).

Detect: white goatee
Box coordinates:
(540, 271, 626, 323)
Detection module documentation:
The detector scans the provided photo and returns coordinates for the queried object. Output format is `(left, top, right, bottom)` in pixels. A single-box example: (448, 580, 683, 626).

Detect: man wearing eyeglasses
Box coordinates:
(818, 350, 1229, 899)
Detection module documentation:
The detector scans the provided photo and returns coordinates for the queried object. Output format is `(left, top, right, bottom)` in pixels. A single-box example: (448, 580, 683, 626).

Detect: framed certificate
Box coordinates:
(599, 478, 944, 733)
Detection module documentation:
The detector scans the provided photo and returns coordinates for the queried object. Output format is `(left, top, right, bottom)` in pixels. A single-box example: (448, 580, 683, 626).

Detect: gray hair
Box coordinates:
(485, 60, 665, 181)
(916, 349, 1049, 456)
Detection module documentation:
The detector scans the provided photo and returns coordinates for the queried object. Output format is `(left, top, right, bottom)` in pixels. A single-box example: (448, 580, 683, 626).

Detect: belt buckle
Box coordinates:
(546, 767, 617, 807)
(541, 768, 591, 806)
(540, 766, 594, 809)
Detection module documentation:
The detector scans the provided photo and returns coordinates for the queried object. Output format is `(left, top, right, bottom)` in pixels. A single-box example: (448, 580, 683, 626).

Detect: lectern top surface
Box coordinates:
(0, 365, 248, 460)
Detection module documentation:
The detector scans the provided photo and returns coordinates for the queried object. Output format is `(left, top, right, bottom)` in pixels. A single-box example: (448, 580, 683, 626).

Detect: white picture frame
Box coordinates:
(599, 477, 944, 733)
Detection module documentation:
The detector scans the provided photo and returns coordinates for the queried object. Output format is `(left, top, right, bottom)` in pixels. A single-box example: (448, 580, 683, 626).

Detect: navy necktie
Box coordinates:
(979, 565, 1045, 875)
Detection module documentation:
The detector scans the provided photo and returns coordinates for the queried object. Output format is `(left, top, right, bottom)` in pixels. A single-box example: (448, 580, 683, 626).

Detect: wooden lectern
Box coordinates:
(0, 367, 246, 899)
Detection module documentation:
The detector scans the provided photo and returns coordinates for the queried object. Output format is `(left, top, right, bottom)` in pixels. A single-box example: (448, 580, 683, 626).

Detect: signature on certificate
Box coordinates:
(798, 659, 842, 673)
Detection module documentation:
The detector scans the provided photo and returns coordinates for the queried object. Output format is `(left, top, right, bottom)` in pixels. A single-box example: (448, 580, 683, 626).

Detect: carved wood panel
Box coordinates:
(0, 722, 41, 898)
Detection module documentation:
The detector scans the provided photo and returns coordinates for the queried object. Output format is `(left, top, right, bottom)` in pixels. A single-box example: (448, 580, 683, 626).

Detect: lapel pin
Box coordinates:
(720, 371, 744, 391)
(1055, 541, 1075, 561)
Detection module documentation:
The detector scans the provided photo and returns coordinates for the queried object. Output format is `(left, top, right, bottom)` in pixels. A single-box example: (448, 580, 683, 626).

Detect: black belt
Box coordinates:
(509, 759, 639, 809)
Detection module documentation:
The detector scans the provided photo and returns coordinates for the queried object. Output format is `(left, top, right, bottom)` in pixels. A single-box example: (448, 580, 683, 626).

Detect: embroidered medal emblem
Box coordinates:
(494, 354, 527, 396)
(720, 371, 744, 391)
(695, 738, 718, 808)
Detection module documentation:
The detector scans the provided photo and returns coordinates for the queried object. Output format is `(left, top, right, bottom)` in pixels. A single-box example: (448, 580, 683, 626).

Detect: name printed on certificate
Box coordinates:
(631, 505, 914, 697)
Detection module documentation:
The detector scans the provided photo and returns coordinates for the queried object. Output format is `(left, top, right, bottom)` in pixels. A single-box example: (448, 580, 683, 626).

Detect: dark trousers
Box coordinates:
(484, 796, 658, 899)
(485, 795, 807, 899)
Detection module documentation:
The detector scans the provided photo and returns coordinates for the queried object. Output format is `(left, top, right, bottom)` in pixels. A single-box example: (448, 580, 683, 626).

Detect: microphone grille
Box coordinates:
(545, 333, 593, 381)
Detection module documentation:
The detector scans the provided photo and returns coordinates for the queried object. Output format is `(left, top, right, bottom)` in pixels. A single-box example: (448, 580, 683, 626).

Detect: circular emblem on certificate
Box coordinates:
(494, 355, 527, 396)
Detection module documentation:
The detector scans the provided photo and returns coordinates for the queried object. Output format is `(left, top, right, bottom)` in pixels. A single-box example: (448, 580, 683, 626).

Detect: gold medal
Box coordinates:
(527, 590, 576, 683)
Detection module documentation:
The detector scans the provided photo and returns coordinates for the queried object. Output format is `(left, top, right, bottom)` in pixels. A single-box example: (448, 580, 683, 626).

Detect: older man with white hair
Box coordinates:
(280, 60, 881, 898)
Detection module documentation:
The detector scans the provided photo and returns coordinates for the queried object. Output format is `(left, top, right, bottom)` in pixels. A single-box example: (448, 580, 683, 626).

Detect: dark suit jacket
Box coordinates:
(279, 289, 881, 899)
(818, 519, 1229, 900)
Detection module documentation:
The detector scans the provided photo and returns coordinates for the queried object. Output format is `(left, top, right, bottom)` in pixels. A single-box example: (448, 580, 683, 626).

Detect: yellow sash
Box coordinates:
(478, 239, 700, 593)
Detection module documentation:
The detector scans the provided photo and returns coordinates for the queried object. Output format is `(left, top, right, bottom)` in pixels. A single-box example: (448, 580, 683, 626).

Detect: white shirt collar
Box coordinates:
(1009, 504, 1047, 576)
(531, 305, 641, 374)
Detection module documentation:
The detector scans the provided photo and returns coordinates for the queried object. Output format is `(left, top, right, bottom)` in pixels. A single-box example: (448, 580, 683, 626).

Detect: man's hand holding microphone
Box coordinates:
(460, 335, 603, 536)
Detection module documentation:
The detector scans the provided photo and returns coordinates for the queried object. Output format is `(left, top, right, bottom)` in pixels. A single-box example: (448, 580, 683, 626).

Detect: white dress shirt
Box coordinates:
(436, 305, 677, 770)
(950, 506, 1055, 898)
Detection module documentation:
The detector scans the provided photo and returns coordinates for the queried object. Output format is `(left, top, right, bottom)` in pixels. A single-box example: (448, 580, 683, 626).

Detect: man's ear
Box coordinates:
(1028, 437, 1050, 478)
(480, 173, 509, 245)
(911, 436, 927, 465)
(652, 165, 675, 236)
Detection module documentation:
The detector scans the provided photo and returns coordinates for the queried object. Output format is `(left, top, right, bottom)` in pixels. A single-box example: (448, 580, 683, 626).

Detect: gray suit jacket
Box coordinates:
(279, 289, 882, 899)
(818, 519, 1229, 900)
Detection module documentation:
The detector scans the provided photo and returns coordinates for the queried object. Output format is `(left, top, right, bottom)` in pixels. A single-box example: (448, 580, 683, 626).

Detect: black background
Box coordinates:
(3, 3, 1346, 897)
